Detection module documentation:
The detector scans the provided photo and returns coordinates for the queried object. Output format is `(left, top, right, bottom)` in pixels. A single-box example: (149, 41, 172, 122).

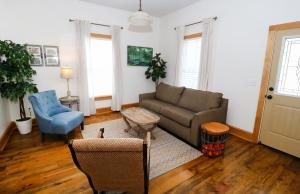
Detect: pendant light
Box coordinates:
(128, 0, 152, 26)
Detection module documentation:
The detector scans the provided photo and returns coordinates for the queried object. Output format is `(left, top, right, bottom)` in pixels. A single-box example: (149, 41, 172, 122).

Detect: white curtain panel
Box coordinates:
(175, 26, 185, 86)
(76, 20, 96, 116)
(198, 18, 214, 91)
(111, 25, 122, 111)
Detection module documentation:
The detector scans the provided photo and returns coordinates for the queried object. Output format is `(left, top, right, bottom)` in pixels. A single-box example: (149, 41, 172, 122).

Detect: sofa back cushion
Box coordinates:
(156, 82, 185, 105)
(178, 88, 223, 112)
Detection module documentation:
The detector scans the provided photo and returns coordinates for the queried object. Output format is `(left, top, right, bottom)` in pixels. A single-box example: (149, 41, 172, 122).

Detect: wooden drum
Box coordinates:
(201, 122, 230, 157)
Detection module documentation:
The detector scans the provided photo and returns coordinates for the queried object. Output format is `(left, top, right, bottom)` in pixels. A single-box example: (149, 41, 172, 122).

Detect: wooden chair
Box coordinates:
(68, 128, 151, 194)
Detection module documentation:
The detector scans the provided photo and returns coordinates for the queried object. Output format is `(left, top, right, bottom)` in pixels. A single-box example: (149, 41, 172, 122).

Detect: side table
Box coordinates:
(59, 96, 80, 111)
(201, 122, 229, 157)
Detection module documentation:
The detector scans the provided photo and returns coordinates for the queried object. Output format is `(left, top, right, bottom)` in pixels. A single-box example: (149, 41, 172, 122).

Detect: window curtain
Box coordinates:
(198, 18, 214, 91)
(111, 25, 122, 111)
(76, 20, 96, 116)
(175, 26, 185, 86)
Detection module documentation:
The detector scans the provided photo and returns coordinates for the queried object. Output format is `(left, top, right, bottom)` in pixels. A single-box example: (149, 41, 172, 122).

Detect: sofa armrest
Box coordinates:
(190, 98, 228, 146)
(139, 92, 155, 103)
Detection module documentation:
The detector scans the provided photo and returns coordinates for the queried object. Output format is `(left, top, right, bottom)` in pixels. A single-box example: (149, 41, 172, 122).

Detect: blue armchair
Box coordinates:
(29, 90, 84, 142)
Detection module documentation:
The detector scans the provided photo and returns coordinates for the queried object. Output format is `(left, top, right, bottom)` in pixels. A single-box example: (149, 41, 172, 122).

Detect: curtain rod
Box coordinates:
(174, 16, 217, 30)
(69, 19, 123, 29)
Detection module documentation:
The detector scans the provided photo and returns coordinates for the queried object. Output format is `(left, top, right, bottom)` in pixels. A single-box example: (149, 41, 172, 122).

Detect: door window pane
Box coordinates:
(276, 37, 300, 97)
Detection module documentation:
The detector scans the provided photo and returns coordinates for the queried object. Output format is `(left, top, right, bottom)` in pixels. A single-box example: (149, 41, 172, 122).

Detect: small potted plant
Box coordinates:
(0, 40, 38, 134)
(145, 53, 167, 87)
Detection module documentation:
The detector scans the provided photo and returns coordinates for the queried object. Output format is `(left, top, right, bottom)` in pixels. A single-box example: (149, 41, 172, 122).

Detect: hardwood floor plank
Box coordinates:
(0, 112, 299, 194)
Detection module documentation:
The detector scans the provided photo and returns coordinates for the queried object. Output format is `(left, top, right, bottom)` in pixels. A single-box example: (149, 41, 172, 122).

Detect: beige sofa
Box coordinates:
(139, 82, 228, 147)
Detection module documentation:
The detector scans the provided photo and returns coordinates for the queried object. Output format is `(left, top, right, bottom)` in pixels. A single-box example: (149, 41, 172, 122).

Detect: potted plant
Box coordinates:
(0, 40, 38, 134)
(145, 53, 167, 87)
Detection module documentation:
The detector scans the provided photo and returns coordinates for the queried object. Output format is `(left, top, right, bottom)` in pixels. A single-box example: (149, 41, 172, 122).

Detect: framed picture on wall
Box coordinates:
(127, 45, 153, 66)
(26, 44, 44, 66)
(43, 45, 60, 66)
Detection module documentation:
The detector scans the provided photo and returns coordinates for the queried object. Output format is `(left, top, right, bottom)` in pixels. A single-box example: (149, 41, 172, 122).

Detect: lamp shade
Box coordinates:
(128, 11, 153, 26)
(60, 67, 73, 79)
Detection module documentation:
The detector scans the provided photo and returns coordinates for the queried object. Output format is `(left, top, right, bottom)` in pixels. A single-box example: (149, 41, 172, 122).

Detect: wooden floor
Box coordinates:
(0, 112, 299, 194)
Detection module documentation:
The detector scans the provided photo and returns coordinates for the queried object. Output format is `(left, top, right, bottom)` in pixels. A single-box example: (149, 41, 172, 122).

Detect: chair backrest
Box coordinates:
(68, 134, 150, 194)
(28, 90, 61, 117)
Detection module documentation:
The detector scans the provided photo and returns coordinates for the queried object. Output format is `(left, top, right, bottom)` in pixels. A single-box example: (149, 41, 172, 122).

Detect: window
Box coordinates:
(178, 33, 202, 89)
(276, 36, 300, 97)
(90, 34, 113, 98)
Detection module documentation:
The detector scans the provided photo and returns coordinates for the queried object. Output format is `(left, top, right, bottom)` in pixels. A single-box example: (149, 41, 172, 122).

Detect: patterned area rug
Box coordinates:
(82, 118, 202, 179)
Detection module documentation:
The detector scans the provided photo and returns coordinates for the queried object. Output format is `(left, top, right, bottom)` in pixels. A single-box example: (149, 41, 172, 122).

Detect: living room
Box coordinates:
(0, 0, 300, 193)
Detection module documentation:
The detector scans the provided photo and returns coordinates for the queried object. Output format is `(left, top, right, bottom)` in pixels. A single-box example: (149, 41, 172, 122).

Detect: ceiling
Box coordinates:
(81, 0, 202, 17)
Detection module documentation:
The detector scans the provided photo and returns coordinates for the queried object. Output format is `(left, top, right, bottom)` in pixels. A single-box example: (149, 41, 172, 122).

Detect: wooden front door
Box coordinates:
(260, 27, 300, 158)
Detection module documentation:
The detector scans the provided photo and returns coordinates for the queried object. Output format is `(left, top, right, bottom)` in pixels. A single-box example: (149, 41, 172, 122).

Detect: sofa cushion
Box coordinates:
(156, 82, 185, 105)
(178, 88, 223, 112)
(140, 99, 170, 113)
(160, 104, 195, 127)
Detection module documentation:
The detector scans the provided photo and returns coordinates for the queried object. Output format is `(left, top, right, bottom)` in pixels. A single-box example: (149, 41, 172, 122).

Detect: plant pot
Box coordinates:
(16, 118, 32, 135)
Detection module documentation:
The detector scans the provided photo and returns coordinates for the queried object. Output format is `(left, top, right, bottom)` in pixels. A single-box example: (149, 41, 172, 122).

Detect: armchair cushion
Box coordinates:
(51, 111, 84, 134)
(48, 104, 72, 117)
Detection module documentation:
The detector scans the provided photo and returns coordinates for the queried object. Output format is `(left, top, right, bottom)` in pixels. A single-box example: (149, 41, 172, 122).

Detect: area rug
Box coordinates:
(82, 118, 202, 179)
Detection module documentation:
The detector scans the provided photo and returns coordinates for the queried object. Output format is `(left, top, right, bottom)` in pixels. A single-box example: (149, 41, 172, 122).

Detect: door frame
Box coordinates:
(253, 21, 300, 143)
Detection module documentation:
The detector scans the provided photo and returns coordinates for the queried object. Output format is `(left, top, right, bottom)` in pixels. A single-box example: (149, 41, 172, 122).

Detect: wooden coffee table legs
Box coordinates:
(138, 124, 156, 140)
(123, 117, 156, 140)
(123, 116, 131, 133)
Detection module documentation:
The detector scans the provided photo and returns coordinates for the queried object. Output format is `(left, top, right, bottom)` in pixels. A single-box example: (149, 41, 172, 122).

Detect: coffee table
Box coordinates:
(121, 107, 160, 139)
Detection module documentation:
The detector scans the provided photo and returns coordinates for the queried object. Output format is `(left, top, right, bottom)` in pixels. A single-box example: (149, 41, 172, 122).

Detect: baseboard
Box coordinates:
(96, 102, 139, 115)
(96, 107, 112, 114)
(0, 122, 16, 151)
(121, 103, 139, 109)
(229, 125, 254, 143)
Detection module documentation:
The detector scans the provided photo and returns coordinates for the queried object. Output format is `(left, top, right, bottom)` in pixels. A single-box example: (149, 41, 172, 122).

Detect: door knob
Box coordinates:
(266, 95, 273, 100)
(269, 87, 274, 91)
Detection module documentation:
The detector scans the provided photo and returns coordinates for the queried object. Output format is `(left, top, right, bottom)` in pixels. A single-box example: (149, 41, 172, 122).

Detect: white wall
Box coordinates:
(160, 0, 300, 132)
(0, 0, 160, 120)
(0, 98, 11, 138)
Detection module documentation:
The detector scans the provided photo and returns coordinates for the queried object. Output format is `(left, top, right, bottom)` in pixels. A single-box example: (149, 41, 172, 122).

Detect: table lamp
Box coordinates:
(60, 67, 73, 98)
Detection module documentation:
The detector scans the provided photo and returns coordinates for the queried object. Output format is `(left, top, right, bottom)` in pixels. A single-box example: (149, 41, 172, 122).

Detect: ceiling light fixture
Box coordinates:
(128, 0, 152, 27)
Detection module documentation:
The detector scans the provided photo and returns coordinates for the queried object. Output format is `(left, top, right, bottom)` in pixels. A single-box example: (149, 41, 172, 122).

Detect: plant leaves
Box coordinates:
(0, 40, 38, 103)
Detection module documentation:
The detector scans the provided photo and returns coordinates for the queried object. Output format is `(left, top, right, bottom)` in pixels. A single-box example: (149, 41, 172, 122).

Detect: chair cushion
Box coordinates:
(156, 82, 185, 105)
(160, 104, 195, 127)
(178, 88, 223, 112)
(51, 111, 84, 134)
(140, 99, 170, 113)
